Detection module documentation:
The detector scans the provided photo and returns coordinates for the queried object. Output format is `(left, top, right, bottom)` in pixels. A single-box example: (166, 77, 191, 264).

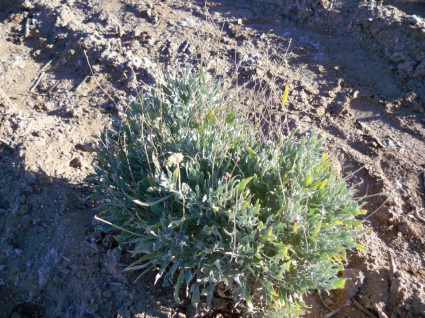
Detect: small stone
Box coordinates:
(237, 18, 243, 25)
(212, 297, 228, 312)
(397, 61, 415, 73)
(69, 108, 83, 118)
(315, 106, 326, 117)
(179, 17, 193, 27)
(19, 195, 26, 204)
(69, 157, 83, 169)
(0, 278, 4, 286)
(19, 204, 30, 215)
(20, 0, 34, 10)
(413, 62, 425, 78)
(323, 298, 334, 306)
(303, 83, 319, 95)
(176, 313, 186, 318)
(389, 52, 407, 63)
(332, 269, 365, 305)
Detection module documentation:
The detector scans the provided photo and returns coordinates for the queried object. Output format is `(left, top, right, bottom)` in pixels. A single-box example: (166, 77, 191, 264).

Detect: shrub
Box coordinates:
(88, 70, 366, 317)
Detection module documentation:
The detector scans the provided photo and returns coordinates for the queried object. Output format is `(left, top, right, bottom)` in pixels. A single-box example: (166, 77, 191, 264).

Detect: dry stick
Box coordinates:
(47, 80, 60, 94)
(39, 59, 54, 73)
(316, 290, 333, 312)
(388, 249, 397, 282)
(83, 50, 119, 108)
(29, 72, 45, 92)
(0, 137, 14, 150)
(374, 304, 389, 318)
(414, 207, 425, 223)
(75, 75, 90, 92)
(353, 300, 378, 318)
(324, 308, 341, 318)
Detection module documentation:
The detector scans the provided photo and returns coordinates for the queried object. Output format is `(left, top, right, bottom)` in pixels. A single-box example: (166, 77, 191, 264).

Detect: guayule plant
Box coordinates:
(88, 70, 366, 317)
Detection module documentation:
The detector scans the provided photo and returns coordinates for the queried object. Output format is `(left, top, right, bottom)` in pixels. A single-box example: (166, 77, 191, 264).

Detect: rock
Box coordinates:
(179, 17, 193, 27)
(397, 223, 414, 235)
(323, 297, 334, 306)
(303, 83, 319, 95)
(19, 195, 26, 204)
(315, 106, 326, 117)
(212, 297, 228, 312)
(67, 107, 82, 118)
(175, 314, 186, 318)
(299, 6, 314, 19)
(332, 269, 365, 305)
(20, 0, 34, 11)
(413, 62, 425, 78)
(69, 157, 83, 169)
(389, 52, 407, 63)
(0, 278, 4, 286)
(126, 57, 153, 70)
(397, 61, 415, 73)
(19, 204, 30, 215)
(0, 87, 13, 109)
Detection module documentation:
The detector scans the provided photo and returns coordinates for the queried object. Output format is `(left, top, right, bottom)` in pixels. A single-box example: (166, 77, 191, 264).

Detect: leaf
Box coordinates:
(238, 177, 254, 192)
(246, 146, 257, 156)
(356, 243, 367, 250)
(309, 220, 322, 235)
(174, 270, 184, 304)
(305, 170, 312, 186)
(225, 111, 236, 124)
(173, 168, 179, 185)
(191, 285, 201, 307)
(281, 86, 289, 109)
(204, 109, 216, 124)
(332, 278, 347, 289)
(133, 195, 172, 207)
(127, 252, 162, 268)
(201, 285, 215, 307)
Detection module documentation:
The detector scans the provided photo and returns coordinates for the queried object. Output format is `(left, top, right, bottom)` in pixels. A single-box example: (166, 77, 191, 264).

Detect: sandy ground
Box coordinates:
(0, 0, 425, 317)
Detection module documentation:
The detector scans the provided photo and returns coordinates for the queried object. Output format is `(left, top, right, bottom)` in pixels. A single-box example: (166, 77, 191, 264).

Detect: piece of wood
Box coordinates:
(325, 308, 341, 318)
(353, 300, 378, 318)
(29, 72, 45, 92)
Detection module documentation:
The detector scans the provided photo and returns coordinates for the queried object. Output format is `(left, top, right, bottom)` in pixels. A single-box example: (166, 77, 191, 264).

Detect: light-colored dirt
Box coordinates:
(1, 0, 425, 317)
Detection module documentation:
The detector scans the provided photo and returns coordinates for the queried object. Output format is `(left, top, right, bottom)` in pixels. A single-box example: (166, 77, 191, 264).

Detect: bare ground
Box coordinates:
(1, 0, 425, 317)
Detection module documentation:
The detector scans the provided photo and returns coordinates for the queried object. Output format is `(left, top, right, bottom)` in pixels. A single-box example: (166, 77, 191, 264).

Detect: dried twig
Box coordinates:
(39, 59, 54, 73)
(61, 255, 72, 263)
(0, 137, 14, 150)
(374, 302, 389, 318)
(388, 249, 397, 282)
(83, 50, 118, 108)
(353, 300, 378, 318)
(414, 207, 425, 223)
(75, 75, 90, 92)
(324, 308, 341, 318)
(24, 18, 30, 37)
(316, 289, 333, 310)
(29, 72, 45, 92)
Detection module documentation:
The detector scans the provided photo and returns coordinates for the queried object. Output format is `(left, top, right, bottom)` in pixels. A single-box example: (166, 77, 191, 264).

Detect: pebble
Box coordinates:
(20, 0, 34, 10)
(0, 278, 4, 286)
(179, 17, 193, 27)
(315, 106, 326, 117)
(19, 204, 30, 215)
(69, 157, 83, 169)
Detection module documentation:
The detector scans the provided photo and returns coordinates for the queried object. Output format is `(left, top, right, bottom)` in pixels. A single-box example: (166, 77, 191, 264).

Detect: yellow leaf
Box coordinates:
(281, 86, 289, 109)
(246, 146, 257, 156)
(305, 170, 312, 186)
